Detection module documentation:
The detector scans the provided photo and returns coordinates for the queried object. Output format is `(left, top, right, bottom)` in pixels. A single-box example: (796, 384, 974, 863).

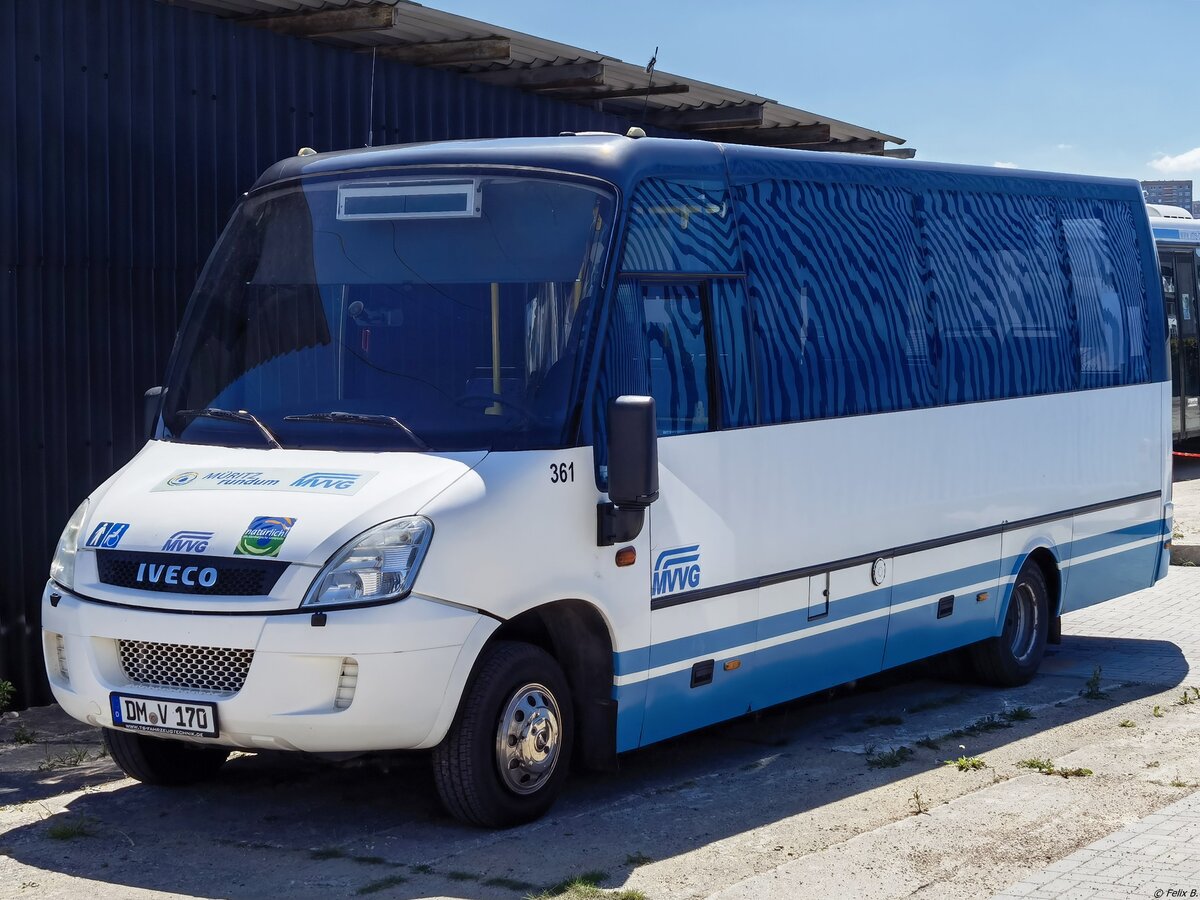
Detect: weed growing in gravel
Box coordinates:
(310, 847, 346, 860)
(909, 788, 929, 815)
(1147, 761, 1161, 768)
(0, 681, 13, 713)
(356, 874, 407, 895)
(1016, 757, 1056, 774)
(1153, 706, 1165, 718)
(624, 852, 654, 868)
(1054, 767, 1093, 778)
(1002, 706, 1034, 722)
(946, 714, 1012, 740)
(906, 693, 969, 715)
(12, 725, 35, 744)
(37, 746, 94, 771)
(46, 816, 95, 841)
(1169, 774, 1193, 788)
(1080, 667, 1108, 700)
(485, 876, 539, 891)
(1118, 720, 1136, 728)
(530, 871, 647, 900)
(863, 714, 904, 727)
(945, 756, 987, 772)
(865, 746, 914, 768)
(1176, 691, 1195, 706)
(915, 736, 941, 751)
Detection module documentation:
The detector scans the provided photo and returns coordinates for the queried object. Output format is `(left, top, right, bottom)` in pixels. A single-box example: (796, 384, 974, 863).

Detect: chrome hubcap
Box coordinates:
(495, 683, 561, 795)
(1008, 582, 1040, 664)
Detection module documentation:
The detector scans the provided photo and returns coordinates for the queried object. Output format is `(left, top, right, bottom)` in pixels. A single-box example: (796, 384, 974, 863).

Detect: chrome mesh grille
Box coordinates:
(118, 640, 253, 694)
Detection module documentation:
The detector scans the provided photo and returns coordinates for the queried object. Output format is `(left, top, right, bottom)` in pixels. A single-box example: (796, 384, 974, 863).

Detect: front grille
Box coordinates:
(119, 640, 254, 694)
(96, 550, 287, 596)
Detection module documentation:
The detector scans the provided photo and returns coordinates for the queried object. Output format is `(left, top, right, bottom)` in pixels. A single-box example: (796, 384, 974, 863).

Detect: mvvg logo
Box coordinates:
(290, 472, 360, 490)
(652, 545, 701, 597)
(161, 530, 214, 553)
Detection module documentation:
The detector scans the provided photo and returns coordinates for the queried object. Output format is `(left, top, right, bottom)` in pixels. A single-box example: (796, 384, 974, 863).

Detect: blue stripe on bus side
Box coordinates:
(615, 524, 1161, 751)
(613, 519, 1164, 679)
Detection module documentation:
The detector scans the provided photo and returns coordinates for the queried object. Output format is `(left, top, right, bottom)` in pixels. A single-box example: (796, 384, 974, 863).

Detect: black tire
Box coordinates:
(102, 728, 230, 786)
(432, 641, 574, 828)
(969, 560, 1050, 686)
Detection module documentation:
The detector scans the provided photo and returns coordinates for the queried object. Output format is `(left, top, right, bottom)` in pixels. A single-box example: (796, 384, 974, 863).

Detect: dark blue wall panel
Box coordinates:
(0, 0, 657, 706)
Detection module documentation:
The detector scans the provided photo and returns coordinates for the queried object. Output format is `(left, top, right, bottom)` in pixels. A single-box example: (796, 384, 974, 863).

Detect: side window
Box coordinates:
(921, 191, 1077, 403)
(711, 279, 757, 428)
(734, 178, 931, 423)
(643, 283, 712, 436)
(1060, 199, 1149, 388)
(621, 178, 741, 274)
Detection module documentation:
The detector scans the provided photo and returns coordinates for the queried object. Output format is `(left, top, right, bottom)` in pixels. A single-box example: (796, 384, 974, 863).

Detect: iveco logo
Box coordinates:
(161, 530, 214, 553)
(652, 545, 701, 597)
(290, 472, 360, 490)
(136, 562, 218, 588)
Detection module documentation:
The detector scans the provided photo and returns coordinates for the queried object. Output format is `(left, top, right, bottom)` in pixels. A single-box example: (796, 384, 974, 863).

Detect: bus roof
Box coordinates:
(251, 134, 1146, 205)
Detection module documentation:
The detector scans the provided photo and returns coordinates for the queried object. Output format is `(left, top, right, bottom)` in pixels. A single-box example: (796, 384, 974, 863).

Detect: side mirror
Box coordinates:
(607, 396, 659, 507)
(143, 386, 164, 441)
(597, 395, 658, 545)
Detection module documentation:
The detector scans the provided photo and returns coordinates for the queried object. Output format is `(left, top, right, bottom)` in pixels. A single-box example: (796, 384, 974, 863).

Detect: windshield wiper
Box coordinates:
(283, 411, 430, 451)
(177, 407, 283, 449)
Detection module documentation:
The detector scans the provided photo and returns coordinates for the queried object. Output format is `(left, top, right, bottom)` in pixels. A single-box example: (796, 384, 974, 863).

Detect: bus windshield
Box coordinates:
(159, 173, 616, 452)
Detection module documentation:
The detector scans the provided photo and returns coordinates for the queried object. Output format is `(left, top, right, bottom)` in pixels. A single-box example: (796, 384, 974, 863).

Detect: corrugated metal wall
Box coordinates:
(0, 0, 657, 707)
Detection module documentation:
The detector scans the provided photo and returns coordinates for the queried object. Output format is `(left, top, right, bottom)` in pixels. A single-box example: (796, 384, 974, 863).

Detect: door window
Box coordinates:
(642, 283, 713, 436)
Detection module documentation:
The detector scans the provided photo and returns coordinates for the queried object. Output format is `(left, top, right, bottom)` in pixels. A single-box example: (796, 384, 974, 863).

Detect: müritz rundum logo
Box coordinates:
(235, 516, 296, 557)
(161, 530, 214, 553)
(652, 545, 701, 597)
(290, 472, 360, 490)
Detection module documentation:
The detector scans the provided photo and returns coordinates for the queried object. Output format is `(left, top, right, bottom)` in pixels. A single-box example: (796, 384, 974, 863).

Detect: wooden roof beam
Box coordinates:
(544, 83, 690, 102)
(707, 123, 832, 145)
(792, 138, 886, 154)
(872, 148, 917, 159)
(250, 5, 397, 38)
(647, 103, 765, 131)
(367, 38, 511, 67)
(473, 62, 605, 90)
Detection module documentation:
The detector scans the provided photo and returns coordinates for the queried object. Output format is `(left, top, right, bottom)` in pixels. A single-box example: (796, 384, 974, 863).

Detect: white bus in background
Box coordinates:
(42, 136, 1170, 827)
(1148, 207, 1200, 442)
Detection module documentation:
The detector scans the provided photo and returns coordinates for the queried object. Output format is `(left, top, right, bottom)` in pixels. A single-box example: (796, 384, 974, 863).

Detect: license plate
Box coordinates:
(110, 692, 219, 738)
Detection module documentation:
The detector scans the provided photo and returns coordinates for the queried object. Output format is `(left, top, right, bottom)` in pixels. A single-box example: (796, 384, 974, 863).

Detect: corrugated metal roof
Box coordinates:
(162, 0, 911, 153)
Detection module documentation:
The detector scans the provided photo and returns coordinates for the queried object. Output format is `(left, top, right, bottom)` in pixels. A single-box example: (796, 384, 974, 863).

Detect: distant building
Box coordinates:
(1142, 180, 1194, 208)
(1193, 201, 1200, 218)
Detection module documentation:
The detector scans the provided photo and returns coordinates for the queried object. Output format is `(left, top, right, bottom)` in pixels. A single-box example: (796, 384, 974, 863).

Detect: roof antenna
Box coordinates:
(640, 46, 658, 128)
(366, 47, 378, 148)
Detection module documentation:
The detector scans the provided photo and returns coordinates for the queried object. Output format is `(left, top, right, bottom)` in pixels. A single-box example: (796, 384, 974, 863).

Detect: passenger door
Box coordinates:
(636, 279, 759, 745)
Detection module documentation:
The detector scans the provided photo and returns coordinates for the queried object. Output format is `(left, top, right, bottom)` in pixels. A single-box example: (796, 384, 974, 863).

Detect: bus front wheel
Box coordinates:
(970, 560, 1050, 686)
(432, 640, 574, 827)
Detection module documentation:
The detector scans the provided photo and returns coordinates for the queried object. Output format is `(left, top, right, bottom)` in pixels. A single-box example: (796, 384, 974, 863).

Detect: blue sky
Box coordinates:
(434, 0, 1200, 182)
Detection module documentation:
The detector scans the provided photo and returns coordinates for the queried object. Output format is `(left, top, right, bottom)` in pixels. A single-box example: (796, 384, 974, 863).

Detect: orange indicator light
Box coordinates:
(615, 546, 637, 567)
(724, 659, 741, 672)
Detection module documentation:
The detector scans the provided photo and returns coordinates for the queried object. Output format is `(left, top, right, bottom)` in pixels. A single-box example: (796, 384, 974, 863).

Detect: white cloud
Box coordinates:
(1055, 143, 1073, 150)
(993, 161, 1019, 168)
(1149, 147, 1200, 175)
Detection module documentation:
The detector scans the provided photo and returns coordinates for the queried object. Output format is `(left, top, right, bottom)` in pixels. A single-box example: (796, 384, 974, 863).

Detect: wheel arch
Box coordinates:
(1024, 546, 1063, 618)
(486, 599, 618, 770)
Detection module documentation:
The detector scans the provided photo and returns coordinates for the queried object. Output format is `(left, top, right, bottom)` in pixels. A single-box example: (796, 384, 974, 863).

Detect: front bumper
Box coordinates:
(41, 582, 497, 753)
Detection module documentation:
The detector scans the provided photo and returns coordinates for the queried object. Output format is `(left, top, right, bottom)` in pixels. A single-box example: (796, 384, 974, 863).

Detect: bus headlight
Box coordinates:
(303, 517, 433, 609)
(49, 499, 90, 591)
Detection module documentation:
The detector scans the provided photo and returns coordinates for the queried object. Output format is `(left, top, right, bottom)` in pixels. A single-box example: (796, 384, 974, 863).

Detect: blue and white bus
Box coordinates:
(1148, 209, 1200, 441)
(42, 134, 1170, 826)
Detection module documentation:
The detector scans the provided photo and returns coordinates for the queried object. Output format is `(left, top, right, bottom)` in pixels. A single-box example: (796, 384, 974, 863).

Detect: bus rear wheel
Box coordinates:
(102, 728, 230, 785)
(970, 560, 1050, 686)
(432, 640, 573, 828)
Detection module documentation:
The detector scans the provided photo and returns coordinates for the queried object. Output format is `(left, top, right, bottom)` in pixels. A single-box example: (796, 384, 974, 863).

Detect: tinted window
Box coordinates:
(622, 178, 741, 274)
(921, 191, 1077, 403)
(643, 283, 712, 436)
(734, 179, 932, 423)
